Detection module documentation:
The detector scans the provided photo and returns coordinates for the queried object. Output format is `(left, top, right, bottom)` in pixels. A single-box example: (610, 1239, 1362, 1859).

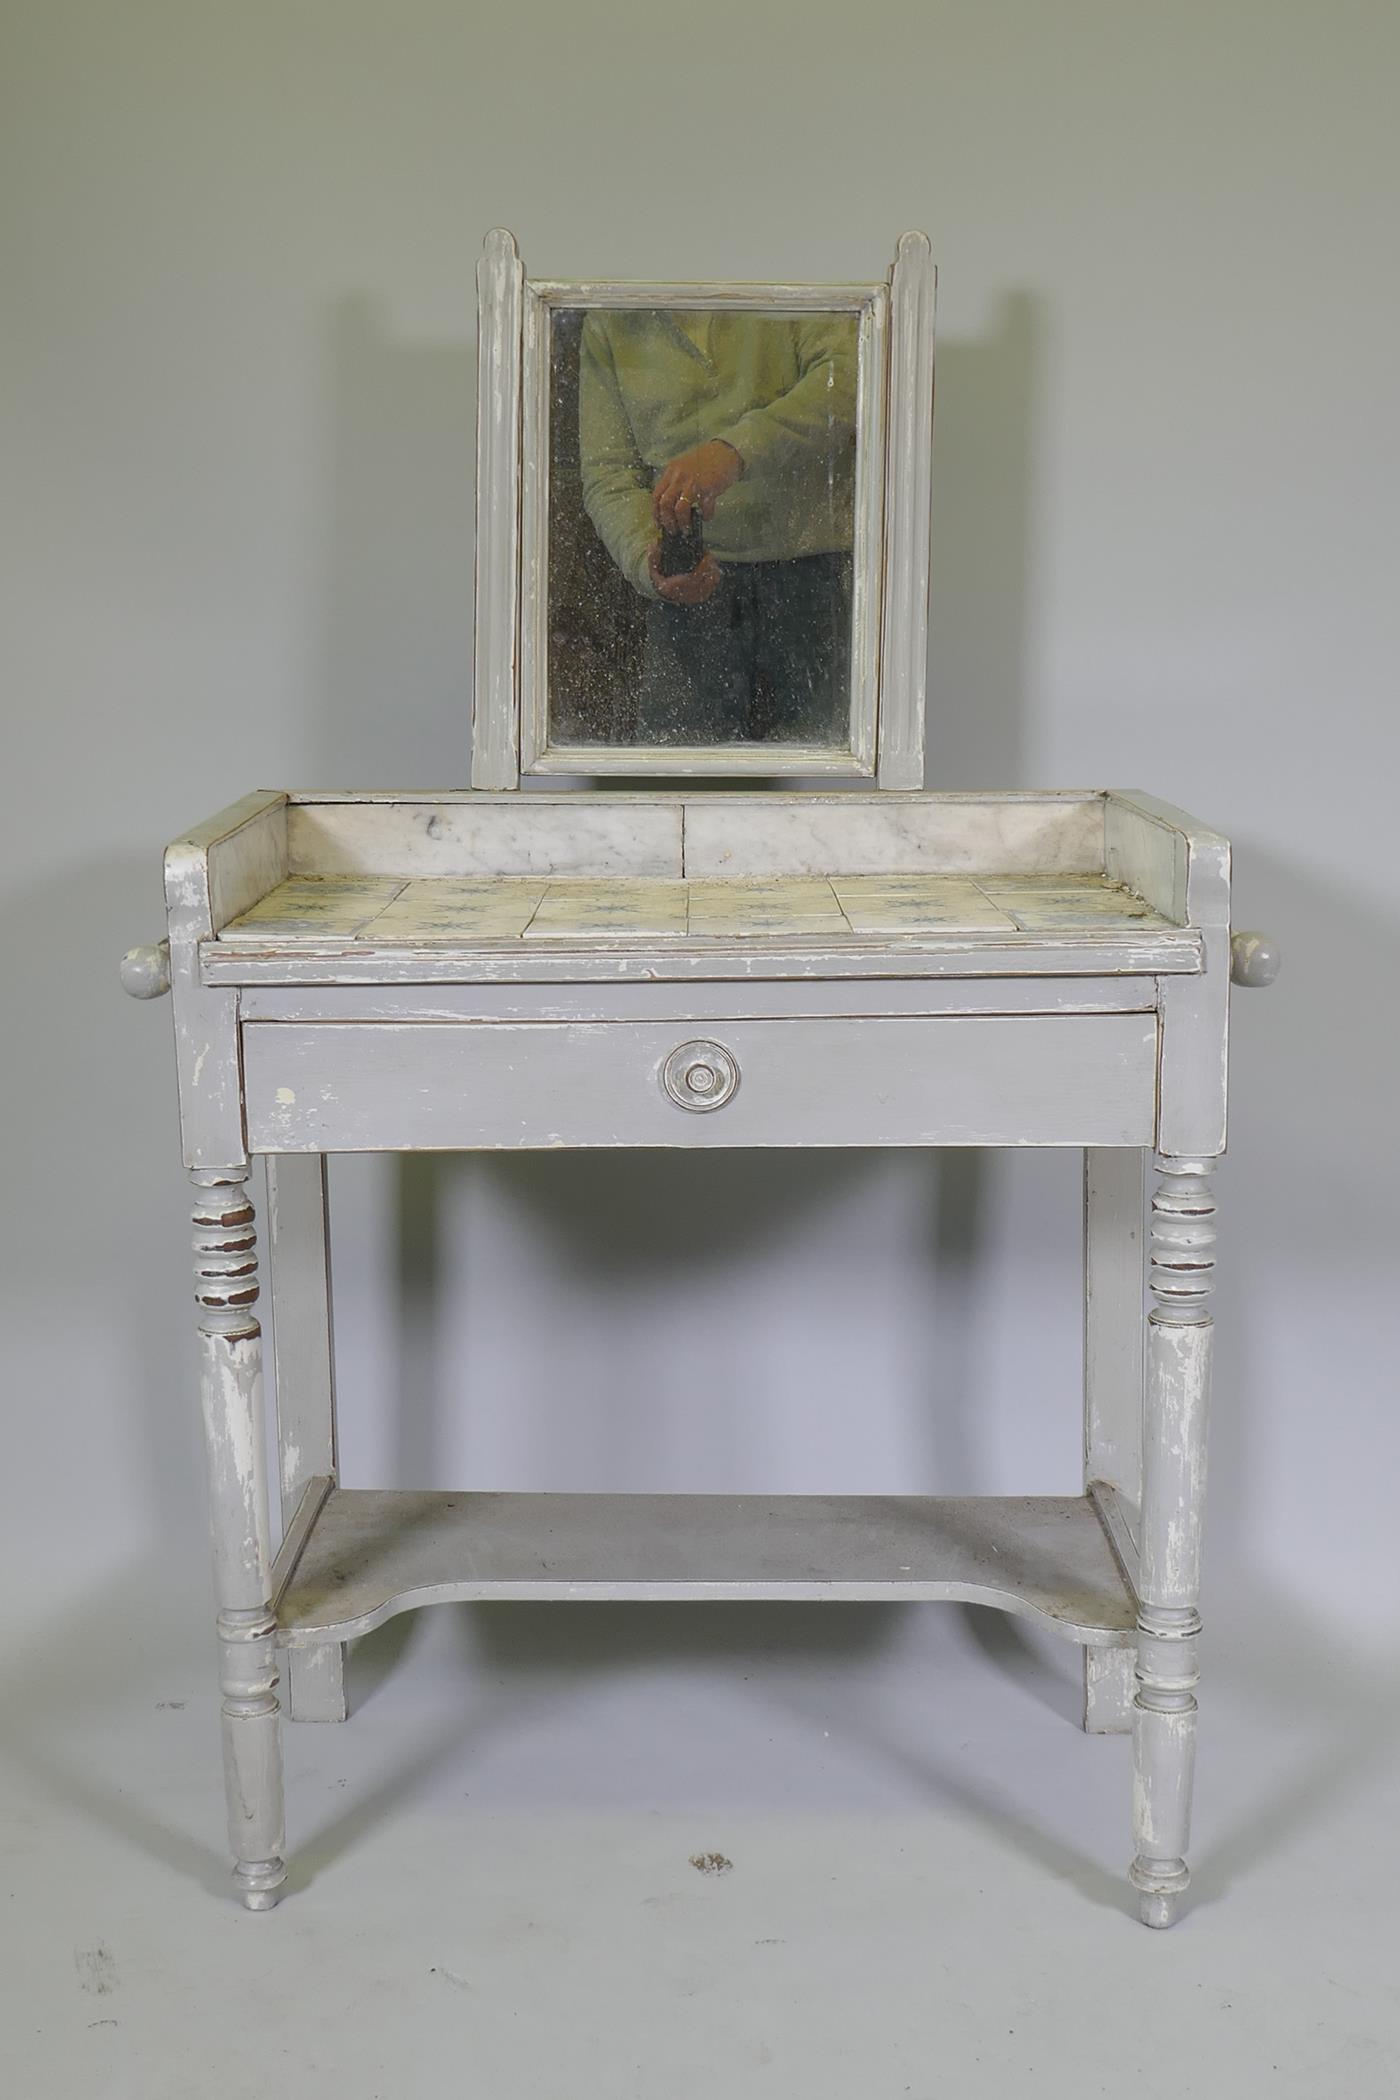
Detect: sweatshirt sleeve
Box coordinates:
(578, 316, 659, 598)
(712, 314, 859, 476)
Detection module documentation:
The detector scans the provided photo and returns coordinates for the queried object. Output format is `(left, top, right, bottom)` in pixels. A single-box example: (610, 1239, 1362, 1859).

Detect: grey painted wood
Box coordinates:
(1130, 1156, 1216, 1928)
(274, 1490, 1137, 1646)
(264, 1155, 346, 1723)
(471, 229, 524, 790)
(119, 939, 171, 999)
(163, 793, 287, 1171)
(190, 1173, 286, 1910)
(1230, 930, 1282, 988)
(877, 233, 936, 788)
(238, 976, 1158, 1025)
(241, 1013, 1159, 1153)
(141, 784, 1239, 1924)
(1107, 793, 1231, 1161)
(485, 237, 919, 784)
(1082, 1147, 1145, 1734)
(207, 929, 1203, 989)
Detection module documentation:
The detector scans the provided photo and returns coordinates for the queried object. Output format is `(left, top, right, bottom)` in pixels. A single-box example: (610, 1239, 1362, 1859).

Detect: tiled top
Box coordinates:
(217, 873, 1175, 947)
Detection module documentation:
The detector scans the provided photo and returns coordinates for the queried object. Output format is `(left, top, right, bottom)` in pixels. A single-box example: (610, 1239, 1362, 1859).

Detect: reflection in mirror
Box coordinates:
(547, 308, 859, 750)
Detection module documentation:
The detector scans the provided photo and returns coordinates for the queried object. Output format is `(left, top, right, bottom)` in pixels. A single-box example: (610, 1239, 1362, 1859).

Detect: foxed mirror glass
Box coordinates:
(473, 233, 935, 788)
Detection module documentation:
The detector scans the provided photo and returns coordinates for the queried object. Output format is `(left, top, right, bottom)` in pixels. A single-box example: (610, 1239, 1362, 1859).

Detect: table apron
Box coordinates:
(241, 1013, 1160, 1151)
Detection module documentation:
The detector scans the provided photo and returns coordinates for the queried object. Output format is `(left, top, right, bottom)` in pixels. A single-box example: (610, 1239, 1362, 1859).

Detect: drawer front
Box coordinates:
(242, 1015, 1158, 1151)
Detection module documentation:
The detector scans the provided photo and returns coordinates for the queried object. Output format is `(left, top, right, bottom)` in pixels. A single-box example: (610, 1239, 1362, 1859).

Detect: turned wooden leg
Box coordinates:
(1130, 1155, 1216, 1928)
(265, 1154, 346, 1723)
(1082, 1147, 1145, 1733)
(192, 1172, 287, 1911)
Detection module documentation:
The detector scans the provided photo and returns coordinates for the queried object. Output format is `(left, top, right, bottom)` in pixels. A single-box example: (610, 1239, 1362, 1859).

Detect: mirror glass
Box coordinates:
(544, 306, 861, 753)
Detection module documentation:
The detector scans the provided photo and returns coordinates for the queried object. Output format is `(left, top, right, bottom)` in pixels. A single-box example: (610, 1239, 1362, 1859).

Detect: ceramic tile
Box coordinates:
(685, 880, 848, 938)
(524, 880, 689, 940)
(977, 878, 1169, 931)
(220, 877, 406, 943)
(362, 880, 546, 942)
(830, 876, 1018, 934)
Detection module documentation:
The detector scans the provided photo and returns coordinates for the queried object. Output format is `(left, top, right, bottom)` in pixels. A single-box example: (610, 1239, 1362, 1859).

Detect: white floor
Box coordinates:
(3, 1578, 1397, 2100)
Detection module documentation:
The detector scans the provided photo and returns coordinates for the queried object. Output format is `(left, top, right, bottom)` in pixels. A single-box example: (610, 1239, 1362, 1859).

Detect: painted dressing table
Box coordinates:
(123, 233, 1277, 1925)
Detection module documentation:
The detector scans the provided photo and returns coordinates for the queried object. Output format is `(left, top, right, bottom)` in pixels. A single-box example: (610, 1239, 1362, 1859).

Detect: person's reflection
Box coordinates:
(578, 311, 857, 744)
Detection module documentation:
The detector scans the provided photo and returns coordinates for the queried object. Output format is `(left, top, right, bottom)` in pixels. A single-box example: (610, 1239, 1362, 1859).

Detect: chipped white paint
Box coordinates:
(1130, 1156, 1216, 1928)
(265, 1155, 346, 1724)
(472, 227, 524, 789)
(162, 792, 289, 1170)
(237, 976, 1158, 1025)
(129, 785, 1273, 1920)
(877, 232, 936, 788)
(191, 1173, 286, 1908)
(1082, 1147, 1146, 1735)
(204, 927, 1205, 989)
(119, 938, 171, 999)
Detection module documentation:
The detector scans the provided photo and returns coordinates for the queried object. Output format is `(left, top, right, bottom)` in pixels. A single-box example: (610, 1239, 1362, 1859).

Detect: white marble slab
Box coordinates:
(682, 795, 1106, 879)
(287, 799, 685, 879)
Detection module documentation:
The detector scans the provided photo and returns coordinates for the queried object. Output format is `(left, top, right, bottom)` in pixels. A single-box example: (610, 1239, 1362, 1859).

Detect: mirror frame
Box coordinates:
(472, 230, 934, 790)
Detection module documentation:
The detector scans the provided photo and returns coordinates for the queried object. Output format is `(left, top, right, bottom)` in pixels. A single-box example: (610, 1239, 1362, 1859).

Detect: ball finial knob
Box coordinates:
(120, 939, 172, 999)
(1229, 931, 1281, 990)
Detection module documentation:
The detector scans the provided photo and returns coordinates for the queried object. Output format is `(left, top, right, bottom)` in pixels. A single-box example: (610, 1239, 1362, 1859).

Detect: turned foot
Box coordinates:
(236, 1862, 287, 1912)
(1136, 1886, 1182, 1931)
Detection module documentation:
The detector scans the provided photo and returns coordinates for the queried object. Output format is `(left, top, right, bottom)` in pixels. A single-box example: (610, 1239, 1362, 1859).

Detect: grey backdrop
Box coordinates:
(4, 1, 1398, 1693)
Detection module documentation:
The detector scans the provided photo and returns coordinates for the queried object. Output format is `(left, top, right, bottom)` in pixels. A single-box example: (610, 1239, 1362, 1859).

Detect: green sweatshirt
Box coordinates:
(577, 310, 858, 597)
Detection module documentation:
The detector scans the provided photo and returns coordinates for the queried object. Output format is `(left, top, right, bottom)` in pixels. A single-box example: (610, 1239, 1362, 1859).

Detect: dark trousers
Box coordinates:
(636, 551, 852, 746)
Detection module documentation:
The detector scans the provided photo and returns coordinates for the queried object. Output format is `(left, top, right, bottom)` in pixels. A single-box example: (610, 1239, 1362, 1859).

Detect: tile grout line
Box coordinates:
(352, 876, 413, 942)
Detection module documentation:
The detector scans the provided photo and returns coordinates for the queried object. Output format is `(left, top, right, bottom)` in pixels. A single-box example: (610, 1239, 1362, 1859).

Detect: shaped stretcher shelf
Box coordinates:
(271, 1486, 1140, 1649)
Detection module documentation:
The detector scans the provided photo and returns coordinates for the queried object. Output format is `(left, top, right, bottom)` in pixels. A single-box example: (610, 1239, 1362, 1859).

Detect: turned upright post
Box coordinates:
(191, 1172, 286, 1910)
(1130, 1154, 1217, 1928)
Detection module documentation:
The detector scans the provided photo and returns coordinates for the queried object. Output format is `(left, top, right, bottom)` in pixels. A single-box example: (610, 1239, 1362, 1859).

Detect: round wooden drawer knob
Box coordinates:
(662, 1040, 741, 1112)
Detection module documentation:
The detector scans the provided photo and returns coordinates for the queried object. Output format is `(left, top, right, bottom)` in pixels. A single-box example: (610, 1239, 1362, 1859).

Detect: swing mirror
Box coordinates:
(472, 231, 935, 789)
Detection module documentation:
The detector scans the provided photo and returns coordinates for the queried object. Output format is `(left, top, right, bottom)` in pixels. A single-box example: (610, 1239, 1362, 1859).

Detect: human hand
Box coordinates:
(647, 546, 722, 606)
(652, 440, 743, 532)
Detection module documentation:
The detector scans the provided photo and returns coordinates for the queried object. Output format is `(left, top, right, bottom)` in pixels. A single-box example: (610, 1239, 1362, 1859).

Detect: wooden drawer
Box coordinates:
(242, 1014, 1158, 1151)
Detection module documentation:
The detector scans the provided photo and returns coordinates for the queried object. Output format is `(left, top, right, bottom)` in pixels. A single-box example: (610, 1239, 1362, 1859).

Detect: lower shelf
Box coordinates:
(272, 1487, 1137, 1649)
